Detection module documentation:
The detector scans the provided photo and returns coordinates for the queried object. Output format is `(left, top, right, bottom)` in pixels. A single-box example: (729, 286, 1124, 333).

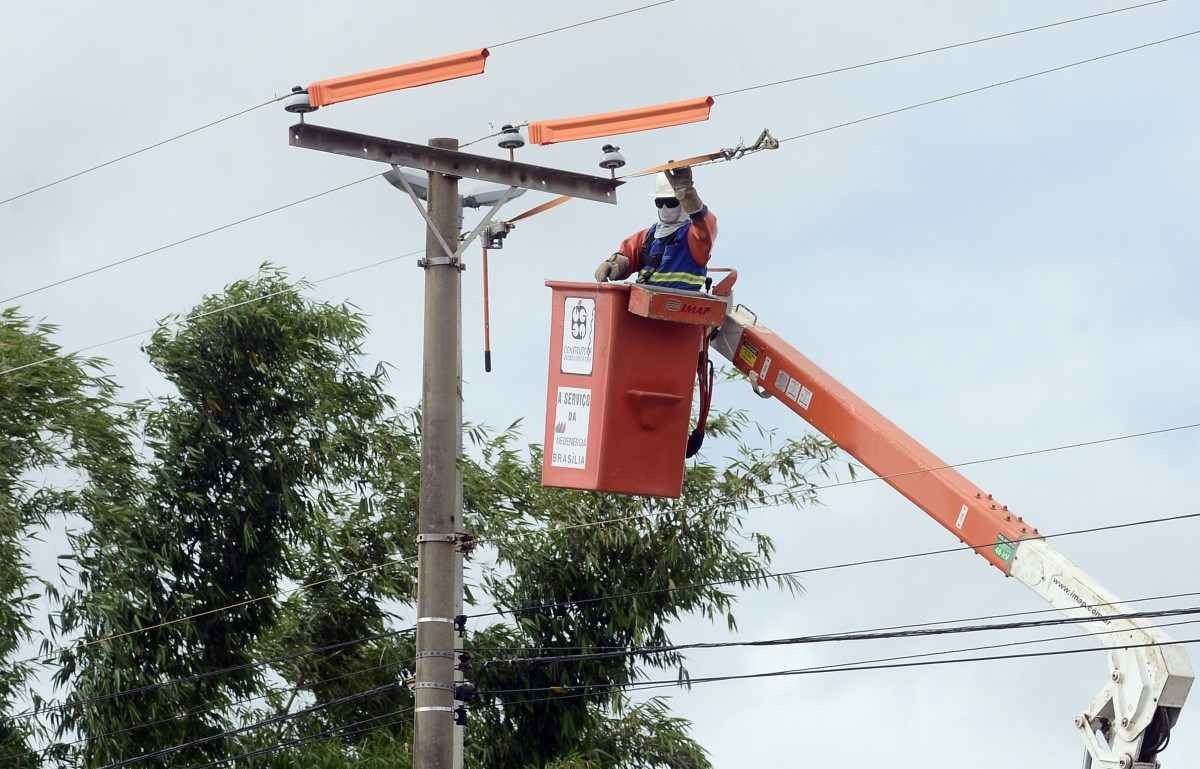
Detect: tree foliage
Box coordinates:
(0, 268, 843, 768)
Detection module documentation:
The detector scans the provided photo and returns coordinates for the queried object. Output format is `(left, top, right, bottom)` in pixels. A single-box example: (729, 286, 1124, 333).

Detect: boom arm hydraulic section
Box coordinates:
(711, 306, 1193, 769)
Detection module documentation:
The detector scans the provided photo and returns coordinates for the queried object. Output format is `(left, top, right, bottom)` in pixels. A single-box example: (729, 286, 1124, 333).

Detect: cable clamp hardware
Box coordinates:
(455, 531, 478, 555)
(415, 649, 456, 659)
(454, 705, 469, 726)
(455, 651, 472, 673)
(418, 256, 466, 271)
(721, 128, 779, 161)
(454, 615, 468, 637)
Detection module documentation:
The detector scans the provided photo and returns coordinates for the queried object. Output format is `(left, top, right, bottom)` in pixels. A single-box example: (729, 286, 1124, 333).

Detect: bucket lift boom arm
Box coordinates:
(711, 306, 1193, 769)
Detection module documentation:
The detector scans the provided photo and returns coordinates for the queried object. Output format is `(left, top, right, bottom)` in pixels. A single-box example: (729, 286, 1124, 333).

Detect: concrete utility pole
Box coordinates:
(288, 120, 621, 769)
(414, 137, 463, 769)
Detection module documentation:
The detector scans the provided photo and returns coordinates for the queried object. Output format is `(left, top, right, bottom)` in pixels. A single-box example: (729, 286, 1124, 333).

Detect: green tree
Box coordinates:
(28, 268, 841, 769)
(0, 311, 136, 765)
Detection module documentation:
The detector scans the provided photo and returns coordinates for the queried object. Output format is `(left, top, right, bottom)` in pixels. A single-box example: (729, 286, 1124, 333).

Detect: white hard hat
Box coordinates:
(653, 172, 674, 200)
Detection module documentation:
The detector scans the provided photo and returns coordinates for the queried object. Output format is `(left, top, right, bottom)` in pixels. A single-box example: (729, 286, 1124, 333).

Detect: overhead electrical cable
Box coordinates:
(2, 656, 413, 762)
(0, 174, 381, 307)
(0, 0, 677, 210)
(477, 611, 1200, 657)
(483, 605, 1200, 666)
(0, 96, 286, 208)
(776, 29, 1200, 144)
(29, 613, 1200, 764)
(7, 419, 1196, 670)
(464, 511, 1200, 622)
(6, 9, 1182, 310)
(8, 581, 1197, 731)
(483, 635, 1200, 700)
(173, 708, 414, 769)
(0, 245, 424, 379)
(488, 0, 675, 48)
(95, 682, 400, 769)
(8, 548, 420, 668)
(3, 625, 415, 724)
(712, 0, 1170, 98)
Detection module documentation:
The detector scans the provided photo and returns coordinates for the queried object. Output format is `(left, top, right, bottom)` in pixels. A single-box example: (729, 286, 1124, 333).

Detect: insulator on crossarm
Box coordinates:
(498, 124, 525, 150)
(599, 144, 626, 172)
(283, 86, 316, 114)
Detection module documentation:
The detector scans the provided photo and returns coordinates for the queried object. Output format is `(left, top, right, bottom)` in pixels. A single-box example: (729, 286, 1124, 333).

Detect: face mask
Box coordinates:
(657, 203, 684, 227)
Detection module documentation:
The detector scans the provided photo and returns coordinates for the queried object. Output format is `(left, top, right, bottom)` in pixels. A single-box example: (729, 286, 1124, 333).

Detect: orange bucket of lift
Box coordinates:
(541, 281, 728, 498)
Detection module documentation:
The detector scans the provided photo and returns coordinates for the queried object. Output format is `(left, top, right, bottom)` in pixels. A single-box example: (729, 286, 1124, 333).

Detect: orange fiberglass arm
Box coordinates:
(710, 305, 1192, 769)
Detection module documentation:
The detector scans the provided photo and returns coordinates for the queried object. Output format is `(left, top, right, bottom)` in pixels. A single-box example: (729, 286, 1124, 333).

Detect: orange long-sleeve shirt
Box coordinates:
(616, 208, 718, 272)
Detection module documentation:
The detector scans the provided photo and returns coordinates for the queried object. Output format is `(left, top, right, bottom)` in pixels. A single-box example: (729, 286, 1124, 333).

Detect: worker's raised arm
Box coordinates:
(686, 208, 717, 267)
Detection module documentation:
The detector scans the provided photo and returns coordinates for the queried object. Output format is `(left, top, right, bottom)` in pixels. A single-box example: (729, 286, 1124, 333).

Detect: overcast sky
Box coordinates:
(3, 0, 1199, 766)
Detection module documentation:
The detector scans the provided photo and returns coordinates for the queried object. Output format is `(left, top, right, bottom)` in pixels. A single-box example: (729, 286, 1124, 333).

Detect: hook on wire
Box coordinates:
(722, 129, 779, 161)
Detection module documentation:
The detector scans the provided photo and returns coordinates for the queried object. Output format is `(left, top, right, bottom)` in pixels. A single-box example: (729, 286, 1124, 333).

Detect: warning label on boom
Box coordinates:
(551, 386, 592, 469)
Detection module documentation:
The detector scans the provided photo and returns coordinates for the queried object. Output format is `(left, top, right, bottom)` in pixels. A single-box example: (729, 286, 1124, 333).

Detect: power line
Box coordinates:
(0, 96, 285, 209)
(713, 0, 1170, 98)
(174, 708, 413, 769)
(464, 420, 1200, 557)
(483, 635, 1200, 700)
(10, 417, 1195, 672)
(11, 507, 1194, 726)
(96, 682, 400, 769)
(10, 11, 1183, 313)
(3, 656, 412, 762)
(808, 422, 1200, 493)
(482, 605, 1200, 666)
(489, 0, 676, 48)
(0, 173, 380, 307)
(465, 511, 1200, 622)
(4, 625, 415, 724)
(41, 611, 1200, 765)
(466, 589, 1200, 653)
(0, 243, 424, 378)
(778, 29, 1200, 143)
(8, 547, 419, 668)
(0, 1, 677, 211)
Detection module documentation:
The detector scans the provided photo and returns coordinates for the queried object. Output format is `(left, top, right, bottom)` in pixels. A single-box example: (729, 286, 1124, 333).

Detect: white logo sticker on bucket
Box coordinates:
(551, 386, 592, 469)
(561, 297, 596, 375)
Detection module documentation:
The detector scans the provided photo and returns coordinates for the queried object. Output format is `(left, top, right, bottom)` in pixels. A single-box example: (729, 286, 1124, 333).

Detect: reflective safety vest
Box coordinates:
(638, 221, 707, 291)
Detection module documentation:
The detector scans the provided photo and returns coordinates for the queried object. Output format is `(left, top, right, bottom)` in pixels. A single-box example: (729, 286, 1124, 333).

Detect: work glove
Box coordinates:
(666, 166, 703, 216)
(594, 253, 631, 282)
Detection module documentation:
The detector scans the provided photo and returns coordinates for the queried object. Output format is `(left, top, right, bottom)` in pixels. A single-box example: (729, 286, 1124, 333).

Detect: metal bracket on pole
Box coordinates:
(417, 533, 459, 544)
(415, 650, 456, 660)
(455, 186, 520, 257)
(391, 168, 462, 267)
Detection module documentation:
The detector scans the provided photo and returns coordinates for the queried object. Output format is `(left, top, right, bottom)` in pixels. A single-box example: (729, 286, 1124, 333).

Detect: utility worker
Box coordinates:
(593, 167, 716, 290)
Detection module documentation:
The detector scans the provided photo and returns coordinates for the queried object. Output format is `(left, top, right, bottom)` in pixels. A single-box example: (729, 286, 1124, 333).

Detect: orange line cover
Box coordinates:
(308, 48, 489, 107)
(528, 96, 715, 145)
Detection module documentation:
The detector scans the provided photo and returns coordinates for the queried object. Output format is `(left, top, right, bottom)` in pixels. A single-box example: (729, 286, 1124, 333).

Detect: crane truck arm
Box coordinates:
(710, 305, 1193, 769)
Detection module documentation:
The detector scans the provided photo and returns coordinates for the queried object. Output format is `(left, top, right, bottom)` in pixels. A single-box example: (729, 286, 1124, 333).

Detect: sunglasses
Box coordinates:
(654, 198, 680, 209)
